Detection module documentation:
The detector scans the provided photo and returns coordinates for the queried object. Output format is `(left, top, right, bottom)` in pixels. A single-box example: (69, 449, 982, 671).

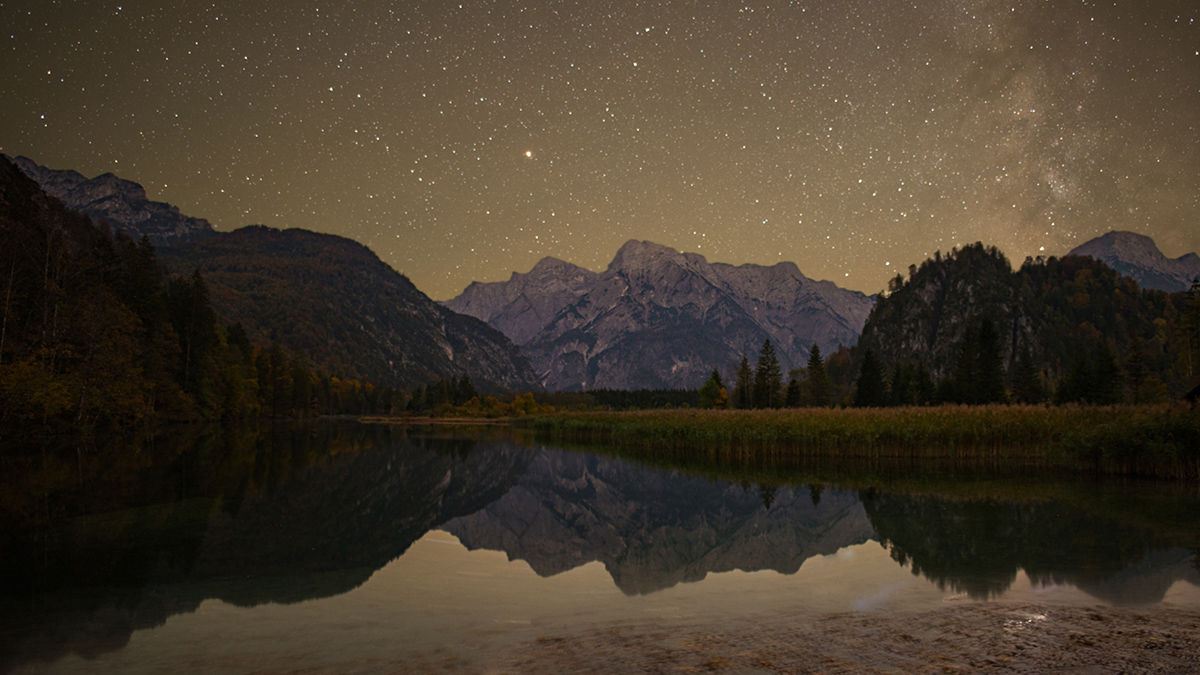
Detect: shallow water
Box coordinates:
(2, 422, 1198, 673)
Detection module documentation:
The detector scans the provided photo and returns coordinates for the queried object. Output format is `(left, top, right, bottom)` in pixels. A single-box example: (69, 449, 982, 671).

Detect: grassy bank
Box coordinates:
(530, 404, 1200, 480)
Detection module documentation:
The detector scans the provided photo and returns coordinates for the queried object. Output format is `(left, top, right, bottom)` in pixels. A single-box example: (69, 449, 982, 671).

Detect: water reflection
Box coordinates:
(0, 423, 535, 673)
(1, 423, 1198, 673)
(863, 490, 1200, 603)
(444, 450, 873, 594)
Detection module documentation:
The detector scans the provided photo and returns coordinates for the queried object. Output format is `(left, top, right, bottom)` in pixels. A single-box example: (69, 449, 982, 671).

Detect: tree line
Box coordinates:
(690, 277, 1200, 410)
(695, 339, 836, 409)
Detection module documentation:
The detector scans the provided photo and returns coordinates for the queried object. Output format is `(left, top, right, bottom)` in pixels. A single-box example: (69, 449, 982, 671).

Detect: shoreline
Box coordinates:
(477, 601, 1200, 673)
(529, 405, 1200, 481)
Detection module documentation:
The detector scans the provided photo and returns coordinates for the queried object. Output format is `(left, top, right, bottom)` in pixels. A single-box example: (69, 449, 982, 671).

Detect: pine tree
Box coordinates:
(733, 356, 754, 409)
(889, 362, 914, 406)
(753, 339, 783, 408)
(1012, 345, 1046, 404)
(428, 379, 451, 409)
(915, 363, 936, 405)
(1054, 354, 1090, 405)
(699, 369, 726, 409)
(457, 375, 478, 406)
(950, 320, 981, 404)
(976, 317, 1007, 404)
(1091, 343, 1123, 404)
(269, 342, 292, 416)
(806, 343, 831, 407)
(1183, 277, 1200, 379)
(854, 347, 888, 407)
(408, 385, 426, 414)
(710, 368, 724, 391)
(290, 357, 313, 416)
(167, 270, 219, 407)
(1125, 338, 1148, 403)
(784, 378, 802, 407)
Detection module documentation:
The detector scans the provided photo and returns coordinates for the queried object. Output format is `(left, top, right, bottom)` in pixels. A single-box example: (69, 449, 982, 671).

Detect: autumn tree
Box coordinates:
(699, 368, 727, 409)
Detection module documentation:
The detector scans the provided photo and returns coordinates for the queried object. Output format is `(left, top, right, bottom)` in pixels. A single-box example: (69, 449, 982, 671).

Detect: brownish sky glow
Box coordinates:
(2, 0, 1197, 299)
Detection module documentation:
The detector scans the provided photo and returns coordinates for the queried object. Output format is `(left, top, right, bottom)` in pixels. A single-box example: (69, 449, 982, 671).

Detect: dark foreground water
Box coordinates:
(2, 422, 1198, 673)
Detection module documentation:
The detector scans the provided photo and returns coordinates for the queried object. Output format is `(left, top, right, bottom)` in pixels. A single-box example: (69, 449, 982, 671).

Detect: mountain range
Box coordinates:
(10, 155, 1198, 395)
(446, 240, 875, 390)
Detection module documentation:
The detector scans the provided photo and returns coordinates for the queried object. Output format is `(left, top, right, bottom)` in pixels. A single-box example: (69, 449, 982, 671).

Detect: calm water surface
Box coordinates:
(2, 422, 1198, 673)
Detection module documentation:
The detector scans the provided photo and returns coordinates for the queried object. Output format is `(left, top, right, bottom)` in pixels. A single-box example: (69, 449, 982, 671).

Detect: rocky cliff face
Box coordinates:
(446, 240, 875, 390)
(445, 257, 600, 346)
(443, 450, 875, 595)
(1068, 231, 1200, 293)
(162, 225, 543, 392)
(856, 243, 1024, 379)
(6, 155, 217, 246)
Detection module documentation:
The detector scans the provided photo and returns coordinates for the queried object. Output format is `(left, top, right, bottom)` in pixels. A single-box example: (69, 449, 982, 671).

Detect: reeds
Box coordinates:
(530, 404, 1200, 480)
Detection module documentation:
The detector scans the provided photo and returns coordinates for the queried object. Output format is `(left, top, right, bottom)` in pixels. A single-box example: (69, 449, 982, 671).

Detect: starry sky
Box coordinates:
(2, 0, 1197, 300)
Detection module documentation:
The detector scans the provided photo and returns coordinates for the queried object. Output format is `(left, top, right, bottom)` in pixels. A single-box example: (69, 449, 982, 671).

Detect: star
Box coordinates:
(0, 0, 1195, 301)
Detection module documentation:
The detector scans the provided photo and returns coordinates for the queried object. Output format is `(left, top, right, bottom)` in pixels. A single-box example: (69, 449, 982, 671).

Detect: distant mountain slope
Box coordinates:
(162, 226, 542, 392)
(6, 155, 216, 246)
(446, 240, 874, 391)
(1068, 231, 1200, 293)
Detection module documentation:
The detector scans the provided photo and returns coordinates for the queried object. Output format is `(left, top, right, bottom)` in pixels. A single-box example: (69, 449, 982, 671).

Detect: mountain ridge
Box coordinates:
(1067, 230, 1200, 293)
(445, 239, 875, 391)
(161, 225, 544, 392)
(5, 155, 541, 394)
(5, 154, 217, 247)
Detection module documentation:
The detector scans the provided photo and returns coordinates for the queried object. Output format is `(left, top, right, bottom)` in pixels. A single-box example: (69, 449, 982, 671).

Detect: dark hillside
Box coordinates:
(162, 226, 542, 392)
(856, 242, 1193, 401)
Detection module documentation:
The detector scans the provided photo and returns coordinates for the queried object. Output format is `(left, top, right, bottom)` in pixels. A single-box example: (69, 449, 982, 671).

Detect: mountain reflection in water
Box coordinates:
(1, 421, 1198, 673)
(444, 450, 874, 594)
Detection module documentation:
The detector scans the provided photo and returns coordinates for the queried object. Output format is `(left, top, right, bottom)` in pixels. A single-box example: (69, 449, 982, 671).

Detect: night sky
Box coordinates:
(2, 0, 1197, 300)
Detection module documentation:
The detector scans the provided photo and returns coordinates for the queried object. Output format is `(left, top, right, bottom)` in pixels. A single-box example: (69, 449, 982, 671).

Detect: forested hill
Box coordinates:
(855, 243, 1197, 402)
(160, 225, 542, 393)
(0, 155, 408, 434)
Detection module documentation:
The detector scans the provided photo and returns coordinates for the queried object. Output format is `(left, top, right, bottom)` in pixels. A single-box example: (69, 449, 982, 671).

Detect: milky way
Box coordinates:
(2, 0, 1197, 299)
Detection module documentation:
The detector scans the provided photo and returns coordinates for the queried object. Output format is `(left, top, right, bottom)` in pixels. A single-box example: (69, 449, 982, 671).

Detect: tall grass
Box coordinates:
(530, 404, 1200, 480)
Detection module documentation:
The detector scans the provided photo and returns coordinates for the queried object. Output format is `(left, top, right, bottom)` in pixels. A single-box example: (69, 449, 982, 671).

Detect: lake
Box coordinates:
(2, 421, 1198, 673)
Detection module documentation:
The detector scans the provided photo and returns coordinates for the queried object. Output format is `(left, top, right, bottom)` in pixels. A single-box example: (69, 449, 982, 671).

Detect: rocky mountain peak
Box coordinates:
(5, 154, 216, 247)
(523, 255, 597, 285)
(1073, 231, 1165, 265)
(608, 239, 685, 272)
(443, 255, 600, 347)
(1068, 230, 1200, 293)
